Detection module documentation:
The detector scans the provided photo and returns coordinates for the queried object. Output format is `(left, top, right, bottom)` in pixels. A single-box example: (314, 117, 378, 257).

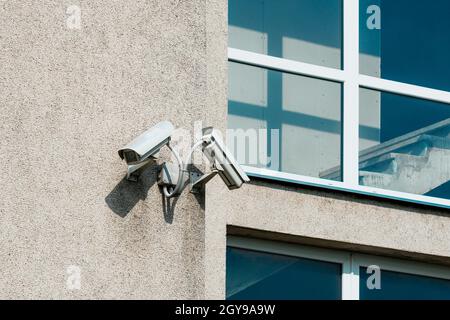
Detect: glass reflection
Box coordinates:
(360, 267, 450, 300)
(229, 0, 343, 69)
(227, 247, 342, 300)
(360, 0, 450, 91)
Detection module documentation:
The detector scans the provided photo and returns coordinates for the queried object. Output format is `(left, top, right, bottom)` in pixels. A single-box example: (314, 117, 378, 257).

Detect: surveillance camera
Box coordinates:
(116, 120, 249, 196)
(118, 121, 174, 180)
(201, 127, 250, 190)
(118, 121, 174, 164)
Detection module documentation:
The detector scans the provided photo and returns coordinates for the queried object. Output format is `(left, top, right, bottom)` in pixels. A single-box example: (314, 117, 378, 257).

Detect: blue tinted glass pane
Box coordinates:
(226, 247, 342, 300)
(360, 267, 450, 300)
(358, 88, 450, 201)
(228, 61, 342, 181)
(360, 0, 450, 91)
(229, 0, 342, 69)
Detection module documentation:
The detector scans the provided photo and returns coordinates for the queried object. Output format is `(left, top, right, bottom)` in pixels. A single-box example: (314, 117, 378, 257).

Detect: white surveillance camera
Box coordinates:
(201, 127, 250, 190)
(116, 120, 249, 196)
(118, 121, 174, 180)
(118, 121, 174, 164)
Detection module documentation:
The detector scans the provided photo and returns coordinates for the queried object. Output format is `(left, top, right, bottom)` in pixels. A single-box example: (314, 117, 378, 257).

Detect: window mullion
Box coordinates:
(343, 0, 360, 186)
(342, 254, 360, 300)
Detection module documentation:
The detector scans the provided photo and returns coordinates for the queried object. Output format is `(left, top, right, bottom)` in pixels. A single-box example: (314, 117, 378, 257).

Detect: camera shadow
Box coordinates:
(105, 164, 159, 218)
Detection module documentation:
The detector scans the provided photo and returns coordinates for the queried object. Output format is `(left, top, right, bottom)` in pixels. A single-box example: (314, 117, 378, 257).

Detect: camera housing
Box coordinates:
(118, 121, 174, 180)
(117, 120, 250, 196)
(201, 127, 250, 190)
(118, 121, 174, 164)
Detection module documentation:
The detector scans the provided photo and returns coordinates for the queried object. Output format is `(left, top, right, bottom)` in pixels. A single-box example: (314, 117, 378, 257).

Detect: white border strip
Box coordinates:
(359, 75, 450, 105)
(342, 0, 360, 186)
(243, 165, 450, 210)
(354, 253, 450, 280)
(342, 254, 359, 300)
(228, 49, 450, 105)
(228, 236, 350, 265)
(228, 47, 346, 83)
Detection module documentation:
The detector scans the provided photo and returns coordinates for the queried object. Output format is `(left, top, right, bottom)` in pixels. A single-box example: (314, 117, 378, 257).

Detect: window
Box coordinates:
(227, 237, 450, 300)
(355, 255, 450, 300)
(359, 267, 450, 300)
(359, 0, 450, 92)
(358, 90, 450, 200)
(228, 0, 450, 209)
(227, 247, 342, 300)
(228, 62, 342, 179)
(229, 0, 342, 69)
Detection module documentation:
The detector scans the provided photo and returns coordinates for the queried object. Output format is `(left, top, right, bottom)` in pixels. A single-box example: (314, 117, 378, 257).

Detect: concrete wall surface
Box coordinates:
(0, 0, 227, 299)
(1, 0, 450, 300)
(222, 180, 450, 265)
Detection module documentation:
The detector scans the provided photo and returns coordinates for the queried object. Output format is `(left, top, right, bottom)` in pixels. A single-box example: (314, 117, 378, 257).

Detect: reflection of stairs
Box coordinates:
(320, 119, 450, 195)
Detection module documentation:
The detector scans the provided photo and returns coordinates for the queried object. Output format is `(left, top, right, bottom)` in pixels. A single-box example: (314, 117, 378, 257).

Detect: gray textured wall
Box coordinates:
(2, 0, 450, 301)
(0, 0, 227, 299)
(219, 180, 450, 265)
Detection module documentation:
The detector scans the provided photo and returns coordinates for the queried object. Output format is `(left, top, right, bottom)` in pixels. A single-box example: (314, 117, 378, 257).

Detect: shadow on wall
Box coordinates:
(105, 164, 160, 218)
(105, 163, 206, 222)
(160, 165, 205, 223)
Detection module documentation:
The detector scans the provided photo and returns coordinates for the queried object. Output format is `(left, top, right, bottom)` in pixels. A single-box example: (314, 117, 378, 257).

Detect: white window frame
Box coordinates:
(228, 0, 450, 210)
(228, 236, 450, 300)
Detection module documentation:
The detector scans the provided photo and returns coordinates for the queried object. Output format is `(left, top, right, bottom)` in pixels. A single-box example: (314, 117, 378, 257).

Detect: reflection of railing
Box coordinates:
(320, 118, 450, 195)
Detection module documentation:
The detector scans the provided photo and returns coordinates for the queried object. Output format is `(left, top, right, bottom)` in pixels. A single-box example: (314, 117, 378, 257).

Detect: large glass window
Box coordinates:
(360, 267, 450, 300)
(357, 89, 450, 200)
(360, 0, 450, 91)
(228, 0, 450, 209)
(226, 247, 342, 300)
(229, 0, 343, 69)
(228, 61, 342, 179)
(228, 237, 450, 300)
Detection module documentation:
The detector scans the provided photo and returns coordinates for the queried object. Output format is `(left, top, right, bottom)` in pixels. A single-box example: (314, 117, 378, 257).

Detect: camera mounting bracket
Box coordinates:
(158, 162, 218, 195)
(126, 158, 155, 181)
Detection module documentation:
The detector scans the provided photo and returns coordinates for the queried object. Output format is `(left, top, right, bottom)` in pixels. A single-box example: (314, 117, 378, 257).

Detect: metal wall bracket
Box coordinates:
(190, 170, 218, 193)
(158, 162, 219, 195)
(126, 158, 155, 181)
(158, 162, 190, 196)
